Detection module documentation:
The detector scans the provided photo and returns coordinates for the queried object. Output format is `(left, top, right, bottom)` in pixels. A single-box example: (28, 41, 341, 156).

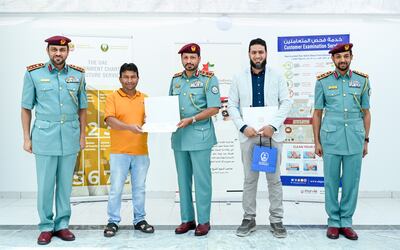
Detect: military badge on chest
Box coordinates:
(190, 80, 204, 88)
(65, 76, 80, 83)
(349, 80, 361, 88)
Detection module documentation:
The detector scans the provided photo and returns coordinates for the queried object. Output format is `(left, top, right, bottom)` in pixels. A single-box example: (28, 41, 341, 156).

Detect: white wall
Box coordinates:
(0, 14, 399, 193)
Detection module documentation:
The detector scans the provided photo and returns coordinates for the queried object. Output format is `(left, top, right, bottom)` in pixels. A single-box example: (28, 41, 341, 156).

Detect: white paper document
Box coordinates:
(142, 96, 180, 133)
(242, 106, 278, 131)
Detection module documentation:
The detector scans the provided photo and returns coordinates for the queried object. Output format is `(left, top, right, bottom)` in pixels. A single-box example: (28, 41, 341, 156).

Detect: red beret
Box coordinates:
(329, 43, 353, 55)
(178, 43, 200, 56)
(45, 36, 71, 46)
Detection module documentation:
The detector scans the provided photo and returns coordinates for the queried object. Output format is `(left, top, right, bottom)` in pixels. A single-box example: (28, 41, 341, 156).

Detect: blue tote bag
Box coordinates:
(251, 136, 278, 173)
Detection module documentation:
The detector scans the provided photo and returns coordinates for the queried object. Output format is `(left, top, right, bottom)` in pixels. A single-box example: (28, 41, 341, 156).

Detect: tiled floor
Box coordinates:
(0, 197, 400, 249)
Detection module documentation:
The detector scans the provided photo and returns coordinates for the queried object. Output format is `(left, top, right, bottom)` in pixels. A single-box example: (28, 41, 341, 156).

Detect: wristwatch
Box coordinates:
(192, 116, 197, 124)
(365, 137, 369, 143)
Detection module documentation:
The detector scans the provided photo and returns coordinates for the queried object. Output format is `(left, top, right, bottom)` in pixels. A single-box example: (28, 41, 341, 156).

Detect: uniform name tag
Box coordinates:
(190, 80, 204, 88)
(66, 76, 80, 83)
(40, 78, 50, 82)
(349, 80, 361, 88)
(328, 85, 338, 90)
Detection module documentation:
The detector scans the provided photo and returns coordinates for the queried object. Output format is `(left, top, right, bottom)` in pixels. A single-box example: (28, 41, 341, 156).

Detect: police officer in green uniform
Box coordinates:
(21, 36, 87, 245)
(169, 43, 220, 236)
(312, 43, 371, 241)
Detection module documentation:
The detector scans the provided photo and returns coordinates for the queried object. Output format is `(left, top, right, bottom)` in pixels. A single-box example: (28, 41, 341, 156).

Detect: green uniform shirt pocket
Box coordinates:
(320, 124, 337, 145)
(193, 120, 211, 141)
(66, 83, 79, 92)
(325, 89, 340, 98)
(36, 83, 55, 99)
(34, 120, 51, 129)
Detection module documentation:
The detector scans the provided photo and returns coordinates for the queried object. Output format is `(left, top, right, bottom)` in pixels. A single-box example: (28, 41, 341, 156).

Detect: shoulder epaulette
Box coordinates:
(353, 70, 368, 78)
(68, 64, 85, 73)
(316, 71, 334, 80)
(173, 72, 183, 78)
(26, 63, 44, 72)
(199, 70, 214, 78)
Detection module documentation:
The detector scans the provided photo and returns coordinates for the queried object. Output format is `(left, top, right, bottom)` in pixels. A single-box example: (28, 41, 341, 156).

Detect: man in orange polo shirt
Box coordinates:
(103, 63, 154, 237)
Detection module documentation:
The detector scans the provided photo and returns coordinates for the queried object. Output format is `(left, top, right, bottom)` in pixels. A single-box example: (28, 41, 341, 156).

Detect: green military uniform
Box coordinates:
(22, 61, 87, 232)
(169, 70, 220, 224)
(314, 69, 370, 228)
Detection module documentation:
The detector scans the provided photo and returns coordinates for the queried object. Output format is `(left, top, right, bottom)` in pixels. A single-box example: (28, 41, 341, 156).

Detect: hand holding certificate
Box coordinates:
(242, 106, 278, 131)
(142, 96, 180, 133)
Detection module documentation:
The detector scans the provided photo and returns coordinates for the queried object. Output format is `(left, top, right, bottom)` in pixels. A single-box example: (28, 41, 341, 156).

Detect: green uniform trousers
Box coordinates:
(35, 154, 77, 232)
(323, 152, 362, 227)
(174, 149, 212, 224)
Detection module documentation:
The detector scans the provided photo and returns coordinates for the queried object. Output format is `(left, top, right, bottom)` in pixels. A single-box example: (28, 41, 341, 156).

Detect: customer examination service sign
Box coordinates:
(67, 35, 133, 198)
(277, 34, 350, 201)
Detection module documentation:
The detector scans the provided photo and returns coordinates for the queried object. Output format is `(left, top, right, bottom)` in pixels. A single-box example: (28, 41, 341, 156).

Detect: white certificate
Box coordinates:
(142, 96, 180, 133)
(242, 106, 278, 131)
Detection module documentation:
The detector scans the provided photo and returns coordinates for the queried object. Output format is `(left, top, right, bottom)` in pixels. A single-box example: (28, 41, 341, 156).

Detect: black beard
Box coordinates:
(250, 59, 266, 70)
(336, 62, 350, 71)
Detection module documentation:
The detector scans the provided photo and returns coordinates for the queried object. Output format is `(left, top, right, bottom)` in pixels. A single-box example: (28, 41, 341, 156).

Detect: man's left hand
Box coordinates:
(80, 136, 86, 150)
(258, 125, 274, 137)
(177, 118, 192, 128)
(363, 142, 368, 158)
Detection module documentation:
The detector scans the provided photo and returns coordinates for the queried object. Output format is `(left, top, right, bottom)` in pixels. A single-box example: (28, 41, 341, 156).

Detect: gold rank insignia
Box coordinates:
(68, 64, 85, 73)
(173, 72, 183, 78)
(26, 63, 45, 72)
(316, 71, 334, 80)
(328, 85, 338, 90)
(352, 70, 369, 78)
(199, 70, 214, 78)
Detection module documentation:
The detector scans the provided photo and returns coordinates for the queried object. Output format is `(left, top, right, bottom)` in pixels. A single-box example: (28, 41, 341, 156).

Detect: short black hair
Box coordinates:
(119, 63, 139, 78)
(248, 38, 267, 52)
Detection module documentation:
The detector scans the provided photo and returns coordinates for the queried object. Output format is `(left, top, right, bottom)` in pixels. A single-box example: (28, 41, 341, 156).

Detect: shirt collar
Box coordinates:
(117, 88, 141, 98)
(182, 69, 199, 79)
(251, 67, 265, 76)
(47, 61, 68, 73)
(334, 69, 352, 79)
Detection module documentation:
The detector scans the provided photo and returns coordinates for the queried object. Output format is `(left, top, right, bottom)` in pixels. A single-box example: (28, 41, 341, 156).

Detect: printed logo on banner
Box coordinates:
(100, 43, 109, 52)
(69, 43, 75, 52)
(202, 62, 215, 72)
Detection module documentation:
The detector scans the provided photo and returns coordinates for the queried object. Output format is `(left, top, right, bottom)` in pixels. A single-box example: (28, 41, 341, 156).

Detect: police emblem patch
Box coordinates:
(211, 86, 219, 94)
